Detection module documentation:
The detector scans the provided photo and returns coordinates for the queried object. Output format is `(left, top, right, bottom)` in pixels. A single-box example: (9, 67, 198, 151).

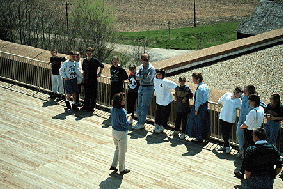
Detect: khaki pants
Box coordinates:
(111, 129, 128, 172)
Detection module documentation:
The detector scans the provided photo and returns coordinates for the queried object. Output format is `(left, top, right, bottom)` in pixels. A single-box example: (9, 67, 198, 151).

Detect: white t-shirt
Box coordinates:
(218, 92, 242, 123)
(244, 106, 265, 130)
(154, 78, 177, 106)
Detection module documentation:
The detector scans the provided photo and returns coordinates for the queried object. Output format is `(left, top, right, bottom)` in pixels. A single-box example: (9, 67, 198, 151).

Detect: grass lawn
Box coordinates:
(117, 22, 239, 50)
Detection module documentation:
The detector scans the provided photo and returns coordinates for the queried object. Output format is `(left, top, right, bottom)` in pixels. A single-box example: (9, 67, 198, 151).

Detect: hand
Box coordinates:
(266, 115, 272, 121)
(65, 77, 70, 81)
(240, 125, 245, 131)
(195, 110, 198, 116)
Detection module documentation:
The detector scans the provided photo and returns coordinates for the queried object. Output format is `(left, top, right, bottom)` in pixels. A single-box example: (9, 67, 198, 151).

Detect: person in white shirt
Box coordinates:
(240, 94, 265, 150)
(217, 87, 243, 154)
(59, 51, 83, 110)
(153, 69, 177, 133)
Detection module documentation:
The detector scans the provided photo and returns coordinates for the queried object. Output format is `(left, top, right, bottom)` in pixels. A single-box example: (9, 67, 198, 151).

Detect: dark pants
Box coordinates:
(219, 119, 234, 147)
(175, 111, 189, 133)
(111, 81, 124, 100)
(84, 83, 97, 109)
(127, 91, 138, 117)
(155, 103, 171, 127)
(76, 84, 81, 104)
(247, 175, 274, 189)
(244, 129, 254, 151)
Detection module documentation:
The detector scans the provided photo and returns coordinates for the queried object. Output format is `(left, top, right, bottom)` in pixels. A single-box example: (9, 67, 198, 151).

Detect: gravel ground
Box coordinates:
(169, 43, 283, 104)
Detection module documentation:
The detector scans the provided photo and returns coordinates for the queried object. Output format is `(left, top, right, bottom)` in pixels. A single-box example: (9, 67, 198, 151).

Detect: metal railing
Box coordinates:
(0, 50, 282, 151)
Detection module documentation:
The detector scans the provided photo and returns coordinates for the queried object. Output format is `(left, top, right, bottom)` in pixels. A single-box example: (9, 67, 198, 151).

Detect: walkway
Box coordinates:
(1, 81, 282, 188)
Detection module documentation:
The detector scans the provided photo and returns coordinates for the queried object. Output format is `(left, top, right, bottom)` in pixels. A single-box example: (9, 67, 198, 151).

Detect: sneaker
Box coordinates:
(133, 124, 144, 130)
(217, 146, 226, 151)
(170, 131, 179, 136)
(50, 92, 56, 98)
(154, 123, 160, 132)
(180, 133, 185, 140)
(236, 152, 243, 158)
(120, 169, 130, 175)
(65, 101, 71, 109)
(226, 147, 231, 154)
(156, 125, 164, 133)
(72, 104, 78, 111)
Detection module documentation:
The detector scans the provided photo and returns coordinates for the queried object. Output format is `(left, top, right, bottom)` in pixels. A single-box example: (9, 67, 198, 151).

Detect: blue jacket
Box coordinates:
(111, 108, 129, 131)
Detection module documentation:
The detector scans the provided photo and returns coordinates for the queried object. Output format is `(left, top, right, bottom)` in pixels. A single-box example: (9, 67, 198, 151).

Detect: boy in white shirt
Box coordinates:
(59, 51, 83, 110)
(240, 94, 265, 150)
(217, 87, 243, 154)
(153, 69, 177, 133)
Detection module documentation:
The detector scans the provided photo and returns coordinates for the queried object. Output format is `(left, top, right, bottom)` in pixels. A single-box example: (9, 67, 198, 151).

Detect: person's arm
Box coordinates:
(142, 67, 155, 83)
(240, 123, 248, 131)
(218, 93, 227, 105)
(276, 168, 282, 175)
(245, 170, 251, 180)
(59, 62, 68, 80)
(98, 67, 104, 78)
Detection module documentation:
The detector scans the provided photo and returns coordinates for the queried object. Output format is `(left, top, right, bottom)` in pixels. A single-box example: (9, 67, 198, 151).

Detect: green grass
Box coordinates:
(117, 22, 239, 50)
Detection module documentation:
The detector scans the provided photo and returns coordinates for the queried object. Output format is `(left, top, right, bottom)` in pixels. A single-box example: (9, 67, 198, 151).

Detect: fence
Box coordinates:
(0, 50, 282, 151)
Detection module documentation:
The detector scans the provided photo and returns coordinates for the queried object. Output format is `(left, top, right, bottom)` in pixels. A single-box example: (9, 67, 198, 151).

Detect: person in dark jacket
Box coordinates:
(110, 56, 128, 100)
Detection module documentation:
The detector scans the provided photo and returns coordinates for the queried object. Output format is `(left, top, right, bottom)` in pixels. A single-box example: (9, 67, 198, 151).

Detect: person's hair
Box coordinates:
(271, 93, 281, 107)
(156, 68, 166, 79)
(234, 86, 243, 94)
(129, 64, 136, 71)
(141, 54, 150, 60)
(69, 51, 75, 55)
(113, 92, 125, 109)
(86, 47, 93, 53)
(253, 128, 266, 140)
(179, 77, 186, 82)
(112, 56, 119, 62)
(51, 48, 57, 53)
(246, 85, 256, 95)
(192, 72, 203, 82)
(248, 94, 260, 107)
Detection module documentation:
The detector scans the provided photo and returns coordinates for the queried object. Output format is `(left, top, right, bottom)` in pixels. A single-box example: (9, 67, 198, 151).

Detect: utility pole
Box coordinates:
(193, 0, 196, 27)
(62, 2, 72, 52)
(62, 2, 72, 36)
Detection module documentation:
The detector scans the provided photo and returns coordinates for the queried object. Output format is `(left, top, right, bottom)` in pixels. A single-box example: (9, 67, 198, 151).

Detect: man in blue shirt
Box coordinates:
(132, 54, 155, 130)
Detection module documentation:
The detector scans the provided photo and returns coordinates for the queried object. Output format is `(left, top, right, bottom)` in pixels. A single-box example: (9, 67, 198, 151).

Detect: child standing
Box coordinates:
(110, 56, 128, 100)
(59, 51, 83, 110)
(127, 64, 139, 124)
(49, 49, 66, 100)
(217, 87, 243, 154)
(265, 93, 283, 145)
(80, 47, 104, 112)
(171, 77, 193, 139)
(110, 92, 130, 175)
(153, 69, 177, 133)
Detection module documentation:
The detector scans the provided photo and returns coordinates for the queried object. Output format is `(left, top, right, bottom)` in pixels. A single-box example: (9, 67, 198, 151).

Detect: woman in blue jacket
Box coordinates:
(109, 92, 130, 175)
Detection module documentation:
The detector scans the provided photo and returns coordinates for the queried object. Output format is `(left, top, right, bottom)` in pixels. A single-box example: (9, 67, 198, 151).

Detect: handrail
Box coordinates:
(0, 50, 281, 152)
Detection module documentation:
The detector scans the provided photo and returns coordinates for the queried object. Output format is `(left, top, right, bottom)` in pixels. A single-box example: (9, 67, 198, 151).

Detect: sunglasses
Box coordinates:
(142, 59, 149, 61)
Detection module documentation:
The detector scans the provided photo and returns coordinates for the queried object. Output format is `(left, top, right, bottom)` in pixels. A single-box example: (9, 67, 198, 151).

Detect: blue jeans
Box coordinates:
(237, 117, 245, 154)
(265, 120, 280, 145)
(247, 175, 274, 189)
(136, 86, 154, 125)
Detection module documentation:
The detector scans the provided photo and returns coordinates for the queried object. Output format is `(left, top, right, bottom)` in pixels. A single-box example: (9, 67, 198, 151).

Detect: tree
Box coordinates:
(69, 0, 117, 61)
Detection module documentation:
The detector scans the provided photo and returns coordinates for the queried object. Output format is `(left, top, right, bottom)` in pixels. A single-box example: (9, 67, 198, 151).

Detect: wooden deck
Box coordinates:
(0, 81, 282, 189)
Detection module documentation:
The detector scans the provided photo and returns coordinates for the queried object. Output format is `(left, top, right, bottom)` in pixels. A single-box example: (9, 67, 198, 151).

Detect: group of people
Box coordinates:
(50, 47, 104, 111)
(50, 50, 282, 186)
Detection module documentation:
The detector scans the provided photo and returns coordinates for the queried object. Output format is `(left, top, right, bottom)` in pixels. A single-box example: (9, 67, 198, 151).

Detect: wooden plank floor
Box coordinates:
(0, 81, 283, 189)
